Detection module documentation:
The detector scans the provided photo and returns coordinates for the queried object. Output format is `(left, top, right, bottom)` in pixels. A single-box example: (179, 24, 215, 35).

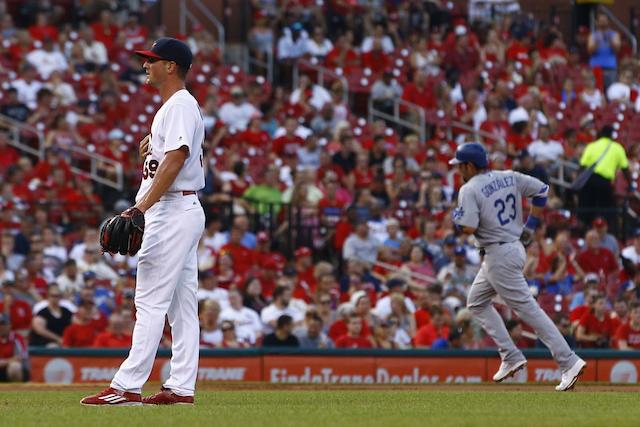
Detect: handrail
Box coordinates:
(548, 159, 580, 189)
(0, 114, 45, 160)
(65, 145, 124, 191)
(447, 120, 506, 148)
(373, 260, 437, 285)
(599, 5, 638, 55)
(0, 113, 123, 191)
(293, 58, 349, 105)
(368, 97, 426, 142)
(244, 44, 274, 84)
(179, 0, 226, 58)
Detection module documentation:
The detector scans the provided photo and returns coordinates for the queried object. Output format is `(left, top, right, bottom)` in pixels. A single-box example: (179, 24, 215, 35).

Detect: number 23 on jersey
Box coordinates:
(495, 193, 517, 226)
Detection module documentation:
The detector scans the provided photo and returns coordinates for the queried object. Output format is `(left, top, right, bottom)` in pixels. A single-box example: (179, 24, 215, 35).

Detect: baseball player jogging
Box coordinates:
(449, 142, 586, 391)
(82, 38, 205, 406)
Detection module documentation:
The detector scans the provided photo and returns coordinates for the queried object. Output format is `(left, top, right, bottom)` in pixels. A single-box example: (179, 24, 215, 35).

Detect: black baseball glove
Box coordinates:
(99, 207, 145, 256)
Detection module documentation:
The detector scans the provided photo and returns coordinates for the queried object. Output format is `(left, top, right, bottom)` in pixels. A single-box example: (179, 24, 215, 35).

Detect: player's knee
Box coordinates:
(7, 361, 23, 382)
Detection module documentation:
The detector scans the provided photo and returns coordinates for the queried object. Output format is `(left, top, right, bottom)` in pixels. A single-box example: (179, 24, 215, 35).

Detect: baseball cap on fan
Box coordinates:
(134, 37, 193, 70)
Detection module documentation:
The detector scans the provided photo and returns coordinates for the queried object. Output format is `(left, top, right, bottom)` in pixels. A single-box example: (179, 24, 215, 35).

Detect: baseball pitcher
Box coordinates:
(83, 38, 205, 406)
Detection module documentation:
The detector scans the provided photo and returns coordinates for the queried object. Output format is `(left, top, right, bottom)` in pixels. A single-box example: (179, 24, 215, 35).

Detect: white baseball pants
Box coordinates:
(111, 193, 204, 396)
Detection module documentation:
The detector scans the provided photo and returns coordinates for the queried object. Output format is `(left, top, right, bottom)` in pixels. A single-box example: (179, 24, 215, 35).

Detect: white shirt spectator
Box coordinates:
(277, 27, 308, 60)
(11, 79, 43, 110)
(621, 245, 640, 265)
(198, 287, 230, 310)
(219, 305, 262, 344)
(55, 272, 84, 295)
(76, 257, 119, 282)
(46, 80, 77, 106)
(342, 233, 380, 264)
(528, 139, 565, 163)
(367, 218, 389, 244)
(218, 101, 260, 132)
(290, 85, 332, 111)
(306, 38, 333, 57)
(202, 231, 228, 253)
(581, 89, 603, 110)
(361, 36, 394, 54)
(273, 124, 313, 139)
(373, 295, 416, 320)
(26, 48, 68, 80)
(260, 303, 304, 332)
(606, 82, 630, 103)
(81, 39, 108, 65)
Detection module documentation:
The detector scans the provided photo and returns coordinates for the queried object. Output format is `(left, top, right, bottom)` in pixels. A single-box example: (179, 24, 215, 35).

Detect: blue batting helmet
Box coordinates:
(448, 142, 488, 168)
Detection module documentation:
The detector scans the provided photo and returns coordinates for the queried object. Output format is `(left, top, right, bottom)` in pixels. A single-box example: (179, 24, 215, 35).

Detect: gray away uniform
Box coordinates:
(453, 170, 579, 369)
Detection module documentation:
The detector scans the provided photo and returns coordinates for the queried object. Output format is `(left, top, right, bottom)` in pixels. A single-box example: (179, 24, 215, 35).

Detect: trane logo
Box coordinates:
(197, 367, 246, 381)
(534, 368, 562, 382)
(81, 367, 119, 381)
(269, 367, 482, 384)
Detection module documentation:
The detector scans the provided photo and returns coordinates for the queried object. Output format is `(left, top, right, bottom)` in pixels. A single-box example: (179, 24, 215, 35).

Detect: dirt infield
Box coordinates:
(2, 382, 639, 393)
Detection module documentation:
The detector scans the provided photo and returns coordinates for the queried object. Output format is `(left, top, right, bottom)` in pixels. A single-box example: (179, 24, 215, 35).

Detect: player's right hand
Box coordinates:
(520, 228, 534, 247)
(139, 134, 151, 158)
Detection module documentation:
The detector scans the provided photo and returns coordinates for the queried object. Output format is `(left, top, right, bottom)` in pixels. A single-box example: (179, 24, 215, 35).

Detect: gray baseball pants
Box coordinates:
(467, 241, 579, 370)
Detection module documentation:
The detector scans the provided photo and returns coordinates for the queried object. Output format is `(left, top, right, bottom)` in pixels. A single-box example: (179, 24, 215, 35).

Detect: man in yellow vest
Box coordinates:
(578, 125, 631, 229)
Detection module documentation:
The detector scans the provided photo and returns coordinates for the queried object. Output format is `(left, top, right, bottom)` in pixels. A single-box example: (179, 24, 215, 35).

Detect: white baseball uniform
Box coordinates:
(111, 88, 205, 397)
(453, 170, 579, 370)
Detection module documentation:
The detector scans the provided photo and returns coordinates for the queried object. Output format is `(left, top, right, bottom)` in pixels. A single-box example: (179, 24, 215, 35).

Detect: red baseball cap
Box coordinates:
(295, 247, 312, 258)
(592, 217, 607, 228)
(263, 257, 279, 270)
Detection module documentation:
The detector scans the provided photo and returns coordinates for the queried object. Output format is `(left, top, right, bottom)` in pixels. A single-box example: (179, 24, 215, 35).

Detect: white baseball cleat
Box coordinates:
(555, 358, 587, 391)
(493, 360, 527, 382)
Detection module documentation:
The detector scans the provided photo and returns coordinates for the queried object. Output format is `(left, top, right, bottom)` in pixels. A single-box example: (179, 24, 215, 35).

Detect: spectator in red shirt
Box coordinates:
(272, 116, 305, 158)
(576, 230, 619, 277)
(414, 305, 450, 348)
(63, 300, 98, 348)
(0, 281, 32, 336)
(90, 10, 118, 54)
(220, 226, 255, 277)
(401, 70, 435, 112)
(325, 31, 359, 74)
(361, 39, 390, 75)
(28, 13, 59, 42)
(0, 134, 19, 174)
(576, 294, 615, 348)
(93, 312, 132, 348)
(334, 314, 372, 348)
(0, 313, 27, 382)
(444, 26, 480, 75)
(616, 302, 640, 350)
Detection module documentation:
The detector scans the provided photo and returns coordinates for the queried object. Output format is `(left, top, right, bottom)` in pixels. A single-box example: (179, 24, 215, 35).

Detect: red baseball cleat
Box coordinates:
(142, 387, 194, 405)
(80, 387, 142, 406)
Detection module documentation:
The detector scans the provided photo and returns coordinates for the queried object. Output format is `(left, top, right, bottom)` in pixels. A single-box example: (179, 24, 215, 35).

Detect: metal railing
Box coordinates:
(368, 97, 426, 142)
(548, 159, 580, 189)
(0, 114, 45, 160)
(598, 5, 638, 55)
(243, 45, 274, 84)
(65, 145, 124, 191)
(179, 0, 226, 58)
(293, 59, 349, 104)
(0, 113, 124, 191)
(446, 120, 506, 148)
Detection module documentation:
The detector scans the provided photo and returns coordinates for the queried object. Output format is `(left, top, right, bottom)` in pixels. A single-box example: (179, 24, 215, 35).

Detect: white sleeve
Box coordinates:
(163, 103, 197, 156)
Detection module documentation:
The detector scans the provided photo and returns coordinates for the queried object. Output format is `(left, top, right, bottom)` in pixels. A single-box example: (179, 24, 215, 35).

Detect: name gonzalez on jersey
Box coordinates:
(480, 175, 515, 198)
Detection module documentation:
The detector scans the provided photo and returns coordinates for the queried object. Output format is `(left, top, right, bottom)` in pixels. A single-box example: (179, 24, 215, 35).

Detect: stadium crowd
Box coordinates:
(2, 0, 640, 380)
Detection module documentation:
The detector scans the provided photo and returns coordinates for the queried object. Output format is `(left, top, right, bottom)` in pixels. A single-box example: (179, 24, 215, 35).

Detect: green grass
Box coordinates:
(1, 389, 639, 427)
